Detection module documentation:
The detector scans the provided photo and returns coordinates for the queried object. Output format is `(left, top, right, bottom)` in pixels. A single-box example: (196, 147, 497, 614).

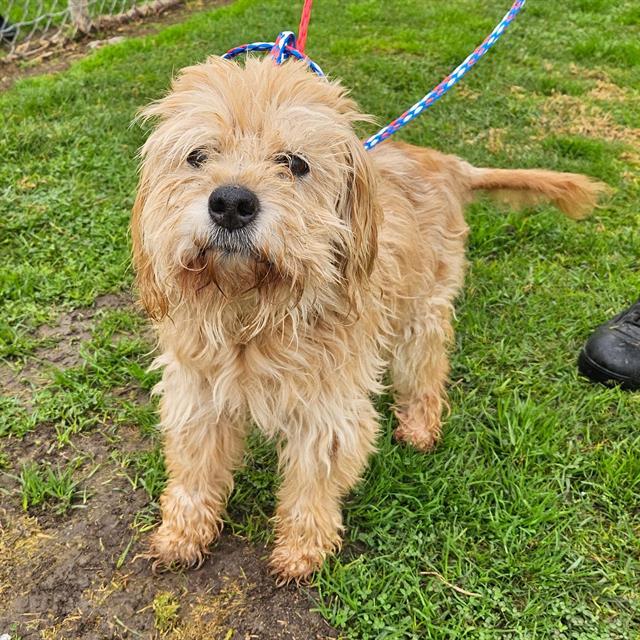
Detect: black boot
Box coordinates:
(0, 15, 17, 44)
(578, 299, 640, 390)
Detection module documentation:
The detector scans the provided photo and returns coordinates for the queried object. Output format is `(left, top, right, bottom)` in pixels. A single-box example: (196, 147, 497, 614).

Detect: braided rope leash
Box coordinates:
(222, 0, 526, 150)
(296, 0, 313, 54)
(364, 0, 526, 149)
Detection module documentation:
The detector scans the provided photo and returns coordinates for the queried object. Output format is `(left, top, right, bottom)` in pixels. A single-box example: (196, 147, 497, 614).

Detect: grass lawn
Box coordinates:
(1, 0, 639, 638)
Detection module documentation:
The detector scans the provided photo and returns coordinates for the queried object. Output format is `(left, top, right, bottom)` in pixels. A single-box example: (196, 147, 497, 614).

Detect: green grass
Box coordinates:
(1, 0, 640, 638)
(17, 459, 84, 514)
(114, 445, 167, 500)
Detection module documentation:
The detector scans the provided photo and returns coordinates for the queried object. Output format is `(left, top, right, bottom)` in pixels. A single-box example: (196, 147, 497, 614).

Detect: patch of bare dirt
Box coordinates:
(0, 448, 338, 639)
(0, 293, 133, 402)
(0, 0, 229, 92)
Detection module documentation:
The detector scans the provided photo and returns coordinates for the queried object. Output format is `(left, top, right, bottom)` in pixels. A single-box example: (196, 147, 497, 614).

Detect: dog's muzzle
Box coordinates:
(205, 184, 260, 256)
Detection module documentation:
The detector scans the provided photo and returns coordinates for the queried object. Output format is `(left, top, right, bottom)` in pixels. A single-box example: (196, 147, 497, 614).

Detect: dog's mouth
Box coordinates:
(205, 226, 256, 257)
(189, 231, 281, 280)
(183, 244, 285, 300)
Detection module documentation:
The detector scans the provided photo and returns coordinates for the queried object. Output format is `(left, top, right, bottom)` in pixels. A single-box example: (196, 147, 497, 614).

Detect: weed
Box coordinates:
(153, 591, 181, 634)
(18, 460, 84, 514)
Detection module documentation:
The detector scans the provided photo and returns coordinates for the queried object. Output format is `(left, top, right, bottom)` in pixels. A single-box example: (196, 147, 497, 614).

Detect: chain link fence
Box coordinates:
(0, 0, 181, 60)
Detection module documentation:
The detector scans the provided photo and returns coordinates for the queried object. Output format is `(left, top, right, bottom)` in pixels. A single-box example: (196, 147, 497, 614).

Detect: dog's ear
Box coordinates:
(337, 137, 381, 307)
(130, 169, 169, 320)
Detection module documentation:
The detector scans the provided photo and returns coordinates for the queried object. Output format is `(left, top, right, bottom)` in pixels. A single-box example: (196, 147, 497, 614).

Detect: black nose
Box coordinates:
(208, 185, 259, 230)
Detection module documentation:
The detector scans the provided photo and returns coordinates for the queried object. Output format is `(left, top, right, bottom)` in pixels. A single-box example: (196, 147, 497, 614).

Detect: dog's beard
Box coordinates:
(205, 224, 256, 258)
(181, 235, 290, 303)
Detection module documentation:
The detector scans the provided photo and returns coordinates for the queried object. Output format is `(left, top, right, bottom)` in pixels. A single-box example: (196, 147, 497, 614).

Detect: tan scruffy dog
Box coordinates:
(132, 56, 604, 583)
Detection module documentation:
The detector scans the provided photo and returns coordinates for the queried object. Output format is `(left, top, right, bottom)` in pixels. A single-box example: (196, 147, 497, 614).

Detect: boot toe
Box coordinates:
(579, 326, 640, 389)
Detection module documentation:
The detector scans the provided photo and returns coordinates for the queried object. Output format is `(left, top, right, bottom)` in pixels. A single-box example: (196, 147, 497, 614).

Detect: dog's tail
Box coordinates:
(468, 166, 608, 220)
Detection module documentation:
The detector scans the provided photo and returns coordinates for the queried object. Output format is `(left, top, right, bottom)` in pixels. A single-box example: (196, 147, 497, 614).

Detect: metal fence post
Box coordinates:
(68, 0, 92, 34)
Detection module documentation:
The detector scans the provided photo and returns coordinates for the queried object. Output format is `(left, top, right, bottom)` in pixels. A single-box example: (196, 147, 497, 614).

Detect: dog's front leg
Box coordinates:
(270, 398, 379, 583)
(149, 364, 247, 569)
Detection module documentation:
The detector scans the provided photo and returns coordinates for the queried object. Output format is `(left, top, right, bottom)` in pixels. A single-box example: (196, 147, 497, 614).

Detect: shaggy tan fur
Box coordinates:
(132, 57, 606, 583)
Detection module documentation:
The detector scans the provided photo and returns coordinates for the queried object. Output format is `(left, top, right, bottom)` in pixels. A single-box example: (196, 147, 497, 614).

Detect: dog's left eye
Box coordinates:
(275, 154, 310, 177)
(187, 148, 208, 168)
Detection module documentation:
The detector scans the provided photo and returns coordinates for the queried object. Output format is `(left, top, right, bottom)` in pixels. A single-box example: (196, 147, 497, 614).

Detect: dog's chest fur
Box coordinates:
(155, 298, 386, 436)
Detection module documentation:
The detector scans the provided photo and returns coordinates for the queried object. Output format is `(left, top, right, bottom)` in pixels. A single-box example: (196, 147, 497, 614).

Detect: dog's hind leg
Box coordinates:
(148, 364, 247, 569)
(391, 297, 454, 452)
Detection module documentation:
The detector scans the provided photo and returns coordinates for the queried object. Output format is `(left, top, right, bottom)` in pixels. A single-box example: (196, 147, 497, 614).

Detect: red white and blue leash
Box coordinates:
(222, 0, 527, 151)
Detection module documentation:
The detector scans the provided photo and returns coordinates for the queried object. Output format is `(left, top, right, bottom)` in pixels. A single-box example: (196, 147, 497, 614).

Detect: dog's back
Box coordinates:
(375, 140, 606, 222)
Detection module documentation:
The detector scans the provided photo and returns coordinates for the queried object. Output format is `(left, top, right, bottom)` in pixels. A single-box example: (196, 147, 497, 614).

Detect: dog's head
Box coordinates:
(132, 56, 380, 321)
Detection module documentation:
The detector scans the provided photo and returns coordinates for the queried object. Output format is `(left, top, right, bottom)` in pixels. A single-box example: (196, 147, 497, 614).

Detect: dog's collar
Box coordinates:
(222, 31, 325, 78)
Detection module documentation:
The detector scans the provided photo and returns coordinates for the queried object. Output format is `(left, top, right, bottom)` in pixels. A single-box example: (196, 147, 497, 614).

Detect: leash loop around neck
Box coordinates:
(222, 30, 325, 77)
(270, 31, 297, 64)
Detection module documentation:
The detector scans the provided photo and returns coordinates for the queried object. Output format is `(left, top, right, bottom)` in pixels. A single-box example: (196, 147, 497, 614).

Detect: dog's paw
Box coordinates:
(147, 523, 215, 571)
(269, 543, 326, 585)
(394, 422, 439, 452)
(394, 398, 442, 452)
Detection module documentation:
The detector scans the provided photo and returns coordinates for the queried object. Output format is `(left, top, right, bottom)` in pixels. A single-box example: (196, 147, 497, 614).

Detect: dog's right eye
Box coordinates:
(187, 148, 208, 168)
(275, 154, 310, 177)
